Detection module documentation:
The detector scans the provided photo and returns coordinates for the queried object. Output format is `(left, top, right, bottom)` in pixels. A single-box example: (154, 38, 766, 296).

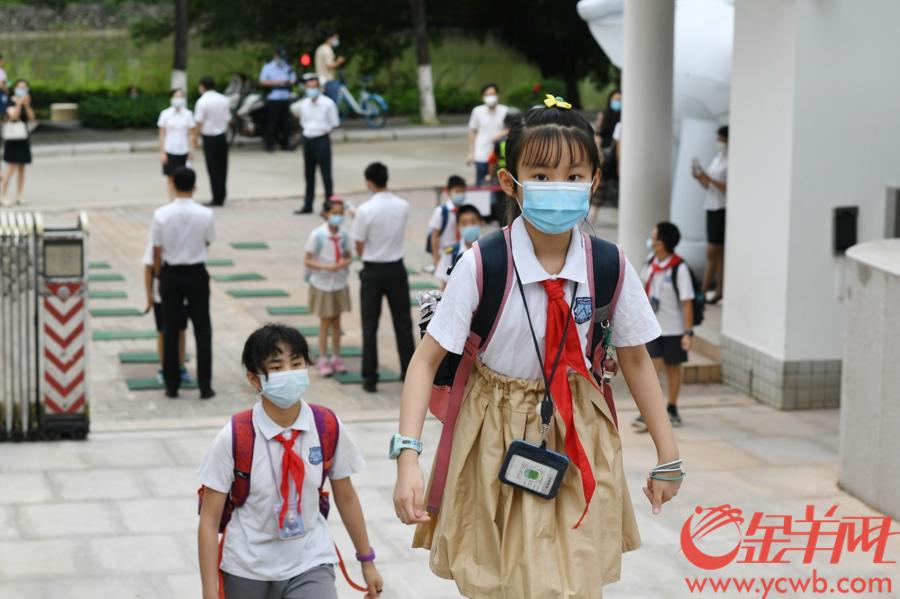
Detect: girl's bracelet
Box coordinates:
(650, 473, 685, 482)
(356, 548, 376, 563)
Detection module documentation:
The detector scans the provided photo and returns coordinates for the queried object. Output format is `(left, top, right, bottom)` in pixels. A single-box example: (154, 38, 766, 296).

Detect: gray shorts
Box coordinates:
(222, 564, 337, 599)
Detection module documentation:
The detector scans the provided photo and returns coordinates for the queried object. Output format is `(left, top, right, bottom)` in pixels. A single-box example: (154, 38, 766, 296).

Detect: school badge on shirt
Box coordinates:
(573, 297, 593, 325)
(309, 446, 323, 465)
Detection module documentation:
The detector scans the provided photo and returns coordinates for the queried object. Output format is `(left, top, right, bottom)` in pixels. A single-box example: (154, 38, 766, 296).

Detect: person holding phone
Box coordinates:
(692, 125, 728, 304)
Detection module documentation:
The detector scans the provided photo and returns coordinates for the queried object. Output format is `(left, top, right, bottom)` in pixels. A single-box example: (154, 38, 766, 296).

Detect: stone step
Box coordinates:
(692, 330, 721, 361)
(683, 351, 722, 384)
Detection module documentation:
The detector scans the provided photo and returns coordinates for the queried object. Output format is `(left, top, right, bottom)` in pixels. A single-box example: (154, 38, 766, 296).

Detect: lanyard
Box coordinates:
(513, 261, 576, 447)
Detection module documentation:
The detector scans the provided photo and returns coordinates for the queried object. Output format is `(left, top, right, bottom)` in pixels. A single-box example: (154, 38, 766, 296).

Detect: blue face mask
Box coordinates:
(259, 369, 309, 409)
(305, 88, 320, 99)
(509, 175, 591, 234)
(461, 225, 481, 243)
(646, 237, 654, 250)
(328, 214, 344, 227)
(610, 99, 622, 112)
(450, 192, 466, 206)
(14, 87, 28, 98)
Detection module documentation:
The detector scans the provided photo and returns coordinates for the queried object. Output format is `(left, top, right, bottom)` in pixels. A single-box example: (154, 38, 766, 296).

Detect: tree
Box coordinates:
(409, 0, 437, 124)
(171, 0, 188, 91)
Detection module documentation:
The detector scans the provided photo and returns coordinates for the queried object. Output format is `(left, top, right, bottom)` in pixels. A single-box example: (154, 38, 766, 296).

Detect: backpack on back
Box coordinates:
(424, 204, 450, 255)
(196, 403, 340, 533)
(671, 259, 705, 327)
(420, 227, 626, 513)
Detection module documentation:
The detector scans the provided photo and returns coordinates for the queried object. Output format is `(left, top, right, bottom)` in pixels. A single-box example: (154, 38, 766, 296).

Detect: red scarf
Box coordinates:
(542, 279, 601, 528)
(273, 430, 305, 528)
(644, 255, 680, 295)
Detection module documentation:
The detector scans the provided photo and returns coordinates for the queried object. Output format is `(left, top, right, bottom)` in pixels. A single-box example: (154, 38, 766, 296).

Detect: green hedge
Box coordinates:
(79, 94, 170, 128)
(380, 85, 481, 117)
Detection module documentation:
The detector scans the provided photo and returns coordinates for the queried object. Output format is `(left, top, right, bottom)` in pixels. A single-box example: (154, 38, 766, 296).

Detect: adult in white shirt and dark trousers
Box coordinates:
(692, 125, 728, 304)
(466, 83, 509, 186)
(157, 89, 195, 199)
(350, 162, 415, 393)
(637, 222, 695, 430)
(194, 76, 230, 206)
(151, 168, 216, 400)
(259, 48, 297, 152)
(315, 32, 345, 105)
(291, 75, 339, 214)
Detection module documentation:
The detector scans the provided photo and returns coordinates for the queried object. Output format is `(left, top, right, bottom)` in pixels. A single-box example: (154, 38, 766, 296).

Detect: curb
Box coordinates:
(31, 125, 469, 158)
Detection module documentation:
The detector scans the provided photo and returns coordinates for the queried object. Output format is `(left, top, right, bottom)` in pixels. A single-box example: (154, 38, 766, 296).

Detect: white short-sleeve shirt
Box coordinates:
(194, 90, 231, 137)
(291, 95, 339, 138)
(349, 191, 409, 262)
(704, 152, 728, 211)
(197, 400, 365, 581)
(641, 255, 695, 336)
(427, 217, 661, 379)
(150, 198, 215, 265)
(429, 200, 458, 251)
(157, 106, 195, 156)
(305, 223, 350, 292)
(468, 104, 509, 163)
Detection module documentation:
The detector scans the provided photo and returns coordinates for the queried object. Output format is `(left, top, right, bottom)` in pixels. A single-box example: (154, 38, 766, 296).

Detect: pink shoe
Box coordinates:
(330, 356, 348, 374)
(316, 357, 333, 377)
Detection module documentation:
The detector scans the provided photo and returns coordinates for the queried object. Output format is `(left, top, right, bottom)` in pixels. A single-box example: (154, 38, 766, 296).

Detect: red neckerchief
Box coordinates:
(273, 430, 305, 528)
(644, 254, 682, 295)
(329, 229, 342, 264)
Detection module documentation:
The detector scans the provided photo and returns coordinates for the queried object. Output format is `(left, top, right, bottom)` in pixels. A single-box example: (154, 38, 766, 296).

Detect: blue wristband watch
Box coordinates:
(389, 434, 423, 459)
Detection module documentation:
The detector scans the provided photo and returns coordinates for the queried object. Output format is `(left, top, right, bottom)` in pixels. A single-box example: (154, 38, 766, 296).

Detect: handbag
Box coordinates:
(3, 120, 28, 141)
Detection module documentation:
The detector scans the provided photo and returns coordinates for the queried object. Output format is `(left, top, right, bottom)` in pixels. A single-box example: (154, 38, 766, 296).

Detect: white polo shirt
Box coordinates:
(305, 223, 350, 292)
(704, 151, 728, 211)
(350, 191, 409, 263)
(197, 400, 365, 581)
(194, 90, 231, 137)
(157, 106, 195, 156)
(290, 95, 339, 138)
(150, 198, 215, 265)
(641, 255, 695, 336)
(468, 104, 509, 163)
(427, 217, 660, 379)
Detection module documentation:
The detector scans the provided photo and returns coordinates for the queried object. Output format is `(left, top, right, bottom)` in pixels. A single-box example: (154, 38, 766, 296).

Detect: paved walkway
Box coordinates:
(1, 145, 898, 598)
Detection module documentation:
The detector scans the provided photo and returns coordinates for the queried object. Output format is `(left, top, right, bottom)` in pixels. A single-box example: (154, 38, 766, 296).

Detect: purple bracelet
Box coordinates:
(356, 548, 376, 562)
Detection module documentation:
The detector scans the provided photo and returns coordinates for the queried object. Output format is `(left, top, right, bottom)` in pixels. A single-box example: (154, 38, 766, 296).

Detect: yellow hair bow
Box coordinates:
(543, 94, 572, 110)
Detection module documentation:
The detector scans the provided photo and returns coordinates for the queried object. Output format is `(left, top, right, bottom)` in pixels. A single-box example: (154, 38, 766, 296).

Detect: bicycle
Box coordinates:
(334, 74, 388, 129)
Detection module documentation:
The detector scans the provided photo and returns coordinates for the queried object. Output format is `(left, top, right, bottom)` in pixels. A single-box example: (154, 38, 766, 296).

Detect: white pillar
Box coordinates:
(619, 0, 675, 266)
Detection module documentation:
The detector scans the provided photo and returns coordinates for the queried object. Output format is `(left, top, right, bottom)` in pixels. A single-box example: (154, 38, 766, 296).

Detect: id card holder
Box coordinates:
(649, 296, 660, 313)
(498, 439, 569, 500)
(273, 499, 307, 540)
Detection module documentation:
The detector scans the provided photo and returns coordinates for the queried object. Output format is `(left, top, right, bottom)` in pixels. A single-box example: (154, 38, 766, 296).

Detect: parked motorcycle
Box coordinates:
(223, 74, 302, 148)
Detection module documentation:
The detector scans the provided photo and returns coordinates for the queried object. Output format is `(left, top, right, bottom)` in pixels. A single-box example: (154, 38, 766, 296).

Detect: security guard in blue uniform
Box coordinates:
(259, 47, 297, 152)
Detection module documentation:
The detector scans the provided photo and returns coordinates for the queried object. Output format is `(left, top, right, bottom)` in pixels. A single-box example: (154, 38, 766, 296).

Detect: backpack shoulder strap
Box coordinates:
(230, 409, 256, 508)
(469, 226, 512, 348)
(670, 255, 685, 298)
(585, 234, 626, 364)
(310, 404, 340, 481)
(313, 227, 325, 256)
(439, 204, 450, 235)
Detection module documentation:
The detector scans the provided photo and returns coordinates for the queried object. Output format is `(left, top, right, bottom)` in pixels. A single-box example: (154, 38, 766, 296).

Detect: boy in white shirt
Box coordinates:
(197, 324, 383, 598)
(438, 203, 484, 282)
(429, 175, 466, 287)
(636, 221, 696, 430)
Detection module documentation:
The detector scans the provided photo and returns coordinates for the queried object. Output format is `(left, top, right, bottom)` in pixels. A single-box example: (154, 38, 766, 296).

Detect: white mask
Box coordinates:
(717, 141, 727, 154)
(171, 97, 187, 109)
(483, 94, 499, 107)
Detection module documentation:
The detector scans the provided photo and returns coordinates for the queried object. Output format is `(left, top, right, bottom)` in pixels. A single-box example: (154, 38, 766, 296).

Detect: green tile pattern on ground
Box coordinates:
(333, 369, 400, 384)
(88, 273, 125, 282)
(118, 351, 190, 364)
(227, 289, 289, 298)
(92, 329, 157, 341)
(210, 272, 266, 282)
(409, 281, 438, 290)
(230, 242, 269, 250)
(90, 307, 144, 317)
(126, 378, 198, 391)
(310, 345, 363, 358)
(266, 305, 310, 316)
(206, 258, 235, 267)
(88, 261, 111, 269)
(89, 290, 127, 300)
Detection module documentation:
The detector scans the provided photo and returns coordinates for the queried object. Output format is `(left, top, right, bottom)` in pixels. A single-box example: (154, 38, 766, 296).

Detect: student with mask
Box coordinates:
(466, 83, 509, 186)
(439, 203, 484, 281)
(157, 89, 196, 199)
(428, 175, 466, 287)
(291, 75, 340, 215)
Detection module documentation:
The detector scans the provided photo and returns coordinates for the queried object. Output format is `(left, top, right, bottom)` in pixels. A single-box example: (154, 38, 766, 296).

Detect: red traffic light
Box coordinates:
(300, 53, 311, 67)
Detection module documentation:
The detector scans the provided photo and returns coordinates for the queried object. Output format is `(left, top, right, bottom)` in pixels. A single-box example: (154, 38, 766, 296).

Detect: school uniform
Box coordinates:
(157, 106, 195, 176)
(305, 223, 351, 318)
(197, 400, 365, 599)
(418, 217, 660, 598)
(142, 240, 187, 334)
(194, 90, 231, 205)
(291, 95, 340, 212)
(150, 197, 215, 396)
(349, 191, 415, 386)
(468, 104, 509, 186)
(438, 240, 472, 282)
(429, 200, 458, 283)
(704, 151, 728, 245)
(641, 254, 695, 365)
(259, 59, 298, 151)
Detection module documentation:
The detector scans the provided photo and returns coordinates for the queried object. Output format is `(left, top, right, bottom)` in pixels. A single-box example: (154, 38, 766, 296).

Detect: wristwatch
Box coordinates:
(389, 434, 423, 459)
(686, 330, 695, 337)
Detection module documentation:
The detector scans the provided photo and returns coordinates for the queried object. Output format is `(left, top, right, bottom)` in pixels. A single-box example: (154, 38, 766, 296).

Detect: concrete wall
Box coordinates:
(839, 240, 900, 521)
(722, 0, 900, 407)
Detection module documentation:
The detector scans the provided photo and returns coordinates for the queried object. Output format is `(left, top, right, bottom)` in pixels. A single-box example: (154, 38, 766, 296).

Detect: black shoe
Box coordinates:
(200, 389, 216, 400)
(363, 381, 377, 393)
(667, 404, 682, 427)
(165, 389, 179, 399)
(293, 207, 313, 215)
(204, 202, 224, 208)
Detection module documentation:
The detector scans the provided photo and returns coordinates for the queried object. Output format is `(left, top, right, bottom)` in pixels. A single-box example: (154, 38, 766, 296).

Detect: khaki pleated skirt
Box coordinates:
(308, 285, 351, 319)
(413, 360, 641, 599)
